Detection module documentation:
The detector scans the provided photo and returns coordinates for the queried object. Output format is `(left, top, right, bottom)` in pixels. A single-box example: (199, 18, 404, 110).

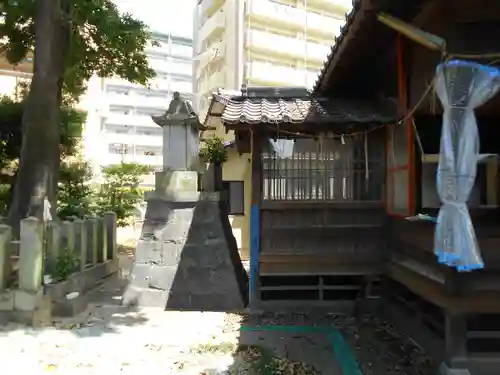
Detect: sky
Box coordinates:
(114, 0, 197, 38)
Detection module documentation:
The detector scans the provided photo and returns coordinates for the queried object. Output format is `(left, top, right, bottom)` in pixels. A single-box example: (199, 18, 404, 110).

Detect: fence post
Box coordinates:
(0, 225, 12, 291)
(61, 221, 75, 254)
(104, 212, 117, 260)
(45, 222, 61, 275)
(86, 218, 98, 266)
(96, 217, 106, 263)
(18, 217, 43, 292)
(74, 219, 87, 272)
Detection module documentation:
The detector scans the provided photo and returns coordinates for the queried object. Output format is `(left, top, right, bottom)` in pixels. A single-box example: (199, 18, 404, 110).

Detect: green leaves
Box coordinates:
(0, 0, 36, 63)
(199, 137, 228, 164)
(96, 162, 153, 227)
(56, 162, 153, 227)
(57, 161, 95, 220)
(0, 94, 85, 166)
(0, 0, 156, 101)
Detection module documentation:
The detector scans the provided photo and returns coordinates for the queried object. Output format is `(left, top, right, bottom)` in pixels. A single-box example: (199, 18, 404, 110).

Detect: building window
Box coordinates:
(222, 181, 244, 215)
(108, 143, 132, 154)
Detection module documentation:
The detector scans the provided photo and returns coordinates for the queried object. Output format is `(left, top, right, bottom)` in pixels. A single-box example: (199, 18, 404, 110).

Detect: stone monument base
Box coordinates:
(122, 192, 248, 311)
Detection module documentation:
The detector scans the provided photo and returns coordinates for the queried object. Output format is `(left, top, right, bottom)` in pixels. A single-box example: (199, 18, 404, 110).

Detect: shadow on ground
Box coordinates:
(0, 254, 151, 337)
(52, 253, 154, 337)
(233, 313, 343, 375)
(191, 311, 439, 375)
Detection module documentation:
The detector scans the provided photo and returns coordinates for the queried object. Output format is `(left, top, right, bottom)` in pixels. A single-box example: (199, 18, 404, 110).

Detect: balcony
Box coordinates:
(247, 0, 345, 38)
(246, 61, 318, 88)
(195, 40, 226, 77)
(104, 113, 159, 127)
(198, 71, 225, 96)
(170, 79, 193, 94)
(149, 58, 171, 75)
(104, 153, 163, 167)
(307, 0, 352, 17)
(106, 93, 168, 109)
(146, 42, 168, 58)
(106, 76, 145, 89)
(246, 29, 330, 64)
(104, 133, 162, 147)
(150, 78, 170, 92)
(197, 8, 225, 50)
(200, 0, 227, 20)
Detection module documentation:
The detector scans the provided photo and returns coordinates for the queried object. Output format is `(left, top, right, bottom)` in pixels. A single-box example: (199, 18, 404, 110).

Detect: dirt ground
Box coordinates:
(239, 312, 438, 375)
(105, 240, 439, 375)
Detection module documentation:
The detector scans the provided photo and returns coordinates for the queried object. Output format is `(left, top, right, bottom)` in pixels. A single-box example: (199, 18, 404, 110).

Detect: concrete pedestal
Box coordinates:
(122, 191, 247, 310)
(145, 171, 200, 202)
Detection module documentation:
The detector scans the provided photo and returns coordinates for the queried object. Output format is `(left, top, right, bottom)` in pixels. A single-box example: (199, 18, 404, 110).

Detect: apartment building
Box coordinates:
(0, 56, 32, 99)
(194, 0, 350, 258)
(83, 32, 195, 183)
(0, 2, 197, 189)
(80, 0, 196, 186)
(194, 0, 352, 121)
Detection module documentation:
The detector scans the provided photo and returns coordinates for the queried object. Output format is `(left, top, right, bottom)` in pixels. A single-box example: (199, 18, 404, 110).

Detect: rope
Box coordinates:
(264, 73, 437, 140)
(256, 46, 500, 141)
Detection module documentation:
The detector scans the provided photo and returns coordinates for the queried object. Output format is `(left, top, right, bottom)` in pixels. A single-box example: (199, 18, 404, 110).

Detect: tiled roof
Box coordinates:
(213, 94, 398, 125)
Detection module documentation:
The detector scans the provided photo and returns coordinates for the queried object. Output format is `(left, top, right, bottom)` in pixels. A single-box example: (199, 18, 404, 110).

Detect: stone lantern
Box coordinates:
(148, 92, 204, 201)
(122, 91, 246, 311)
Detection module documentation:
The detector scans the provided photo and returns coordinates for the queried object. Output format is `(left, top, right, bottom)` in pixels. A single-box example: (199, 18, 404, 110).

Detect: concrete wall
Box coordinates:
(223, 149, 251, 260)
(0, 213, 118, 325)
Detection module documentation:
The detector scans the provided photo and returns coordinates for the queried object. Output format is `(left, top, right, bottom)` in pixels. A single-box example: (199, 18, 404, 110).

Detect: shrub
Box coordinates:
(57, 161, 96, 220)
(95, 162, 152, 227)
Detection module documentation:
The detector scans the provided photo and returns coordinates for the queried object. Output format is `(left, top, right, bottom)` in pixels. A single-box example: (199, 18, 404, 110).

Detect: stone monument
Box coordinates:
(122, 92, 247, 310)
(147, 91, 202, 201)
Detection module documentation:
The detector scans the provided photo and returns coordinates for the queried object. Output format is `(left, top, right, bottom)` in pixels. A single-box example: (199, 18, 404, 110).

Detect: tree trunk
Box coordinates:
(7, 0, 66, 235)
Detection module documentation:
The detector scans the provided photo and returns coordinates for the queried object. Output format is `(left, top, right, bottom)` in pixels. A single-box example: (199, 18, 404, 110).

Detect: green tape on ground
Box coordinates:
(328, 330, 364, 375)
(240, 324, 363, 375)
(240, 324, 334, 334)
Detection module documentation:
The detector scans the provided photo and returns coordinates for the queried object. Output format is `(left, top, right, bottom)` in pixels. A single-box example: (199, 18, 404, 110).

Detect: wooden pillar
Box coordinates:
(442, 271, 469, 374)
(249, 129, 262, 307)
(443, 311, 468, 373)
(395, 33, 416, 216)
